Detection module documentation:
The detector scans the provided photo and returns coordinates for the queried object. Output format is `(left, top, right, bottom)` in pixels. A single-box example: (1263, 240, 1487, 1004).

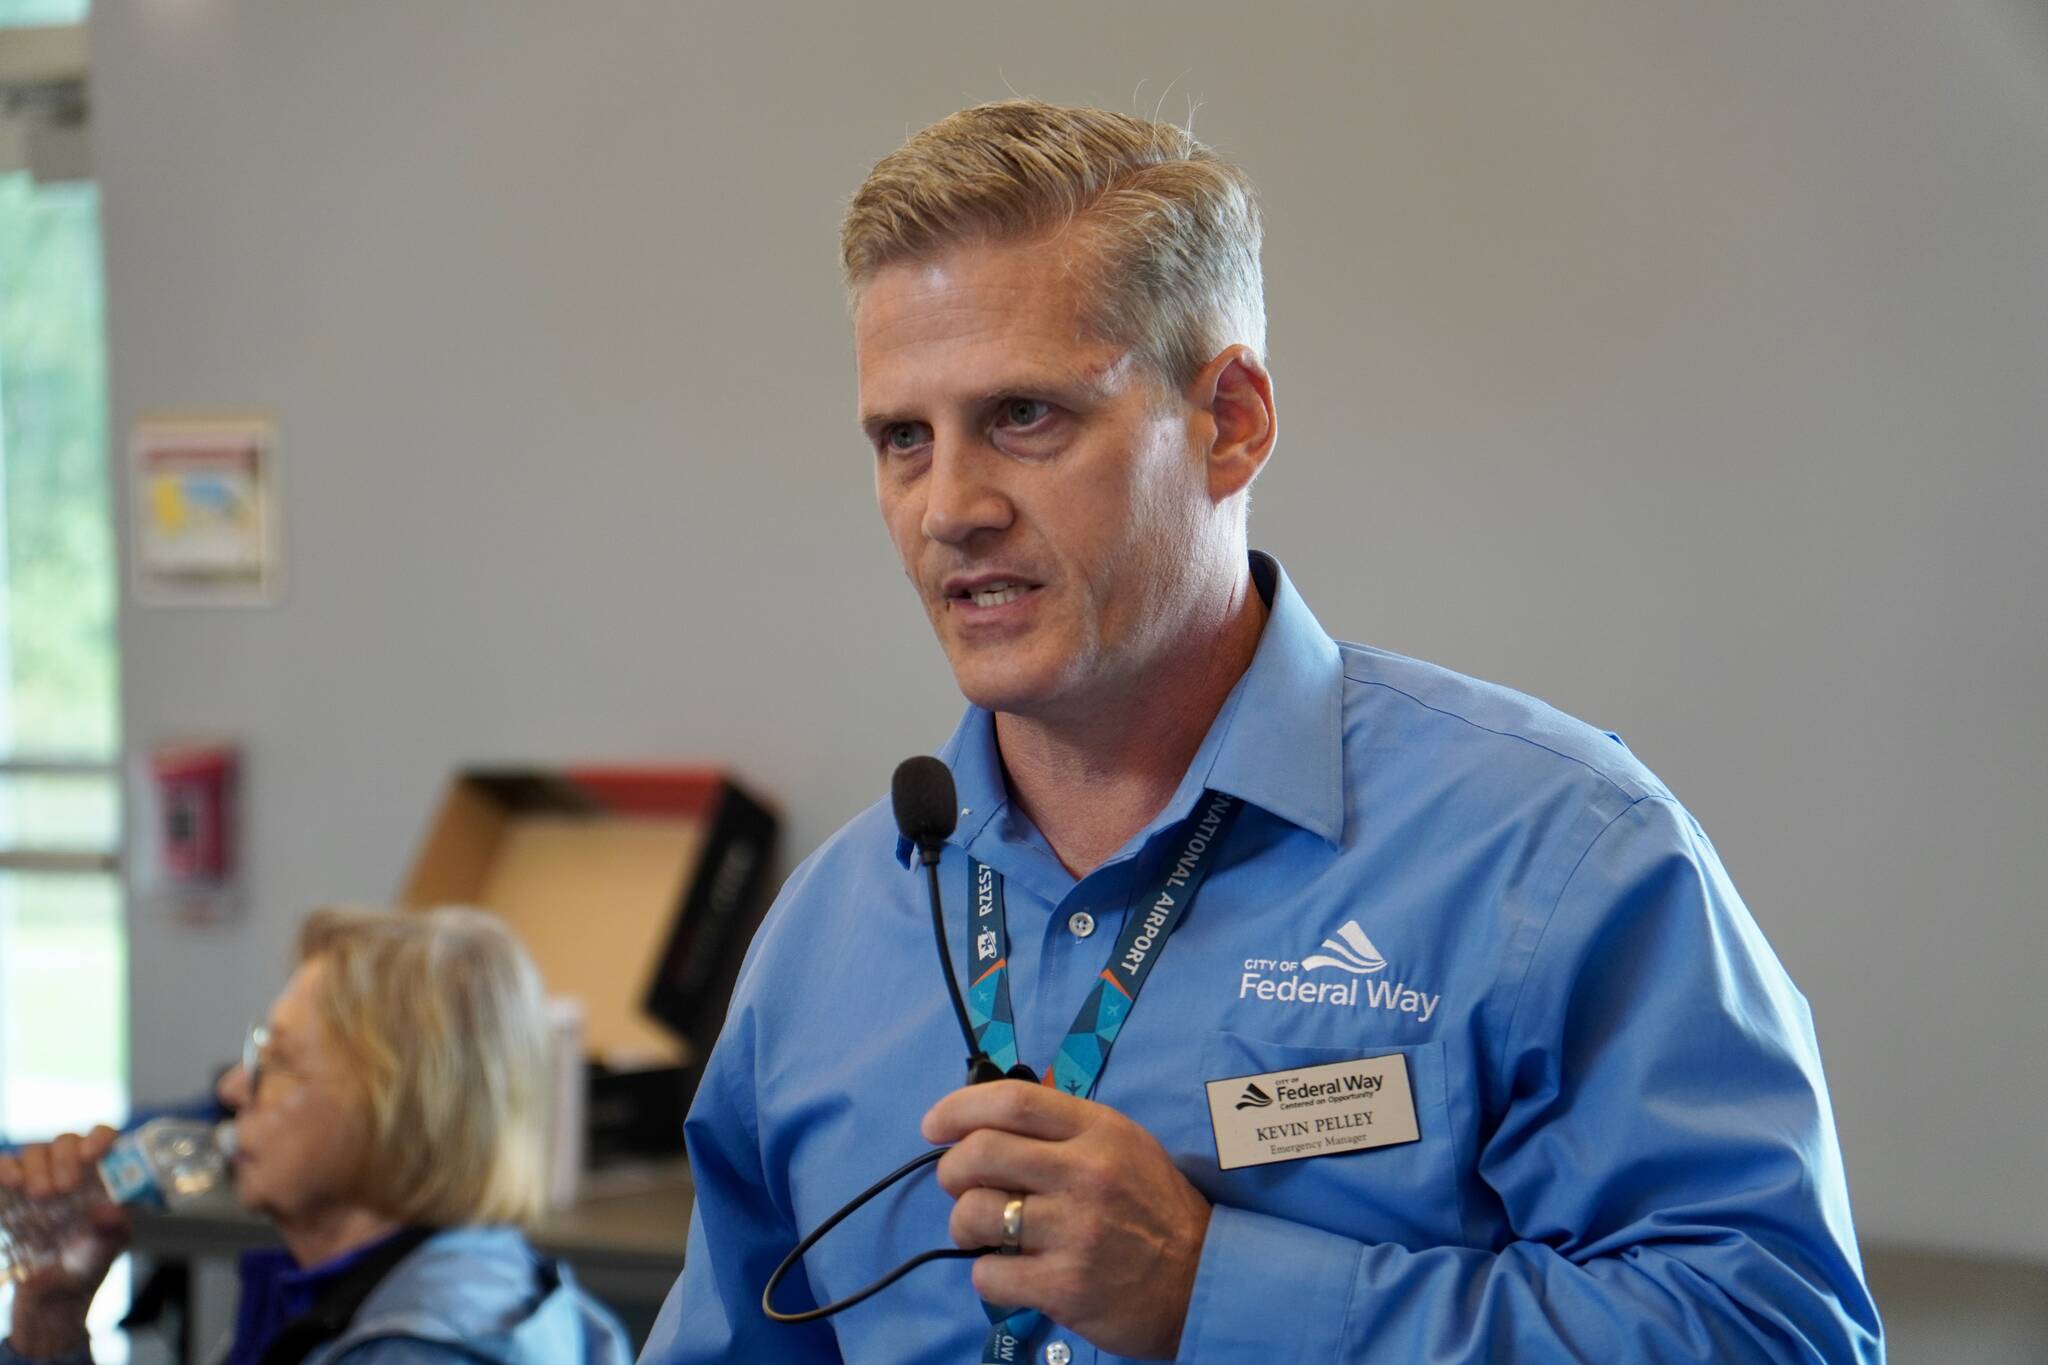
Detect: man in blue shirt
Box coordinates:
(641, 101, 1882, 1363)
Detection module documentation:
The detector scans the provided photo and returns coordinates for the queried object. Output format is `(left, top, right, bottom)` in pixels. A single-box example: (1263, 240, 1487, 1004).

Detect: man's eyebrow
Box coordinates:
(857, 363, 1131, 433)
(856, 408, 920, 435)
(981, 363, 1126, 405)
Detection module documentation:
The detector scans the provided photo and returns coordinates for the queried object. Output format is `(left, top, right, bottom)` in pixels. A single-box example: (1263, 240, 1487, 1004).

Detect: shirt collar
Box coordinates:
(240, 1225, 414, 1293)
(1198, 552, 1347, 845)
(896, 552, 1346, 867)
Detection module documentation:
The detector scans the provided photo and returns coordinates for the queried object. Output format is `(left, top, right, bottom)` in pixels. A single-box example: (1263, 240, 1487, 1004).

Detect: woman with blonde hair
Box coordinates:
(0, 906, 631, 1365)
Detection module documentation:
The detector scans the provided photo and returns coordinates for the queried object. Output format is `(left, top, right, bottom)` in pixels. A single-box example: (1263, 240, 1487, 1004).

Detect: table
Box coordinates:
(124, 1162, 693, 1355)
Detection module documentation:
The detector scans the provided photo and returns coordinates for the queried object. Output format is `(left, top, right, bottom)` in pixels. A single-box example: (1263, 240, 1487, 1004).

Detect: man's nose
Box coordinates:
(920, 440, 1013, 545)
(217, 1062, 249, 1112)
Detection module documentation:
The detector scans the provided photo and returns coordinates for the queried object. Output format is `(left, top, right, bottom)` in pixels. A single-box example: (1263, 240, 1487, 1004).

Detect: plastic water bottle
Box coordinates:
(0, 1117, 234, 1284)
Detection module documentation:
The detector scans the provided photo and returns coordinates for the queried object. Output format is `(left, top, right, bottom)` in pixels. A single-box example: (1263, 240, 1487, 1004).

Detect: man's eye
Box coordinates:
(880, 424, 927, 453)
(999, 399, 1051, 428)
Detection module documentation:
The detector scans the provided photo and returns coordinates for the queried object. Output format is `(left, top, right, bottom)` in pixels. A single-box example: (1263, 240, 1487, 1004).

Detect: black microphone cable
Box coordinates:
(760, 756, 1027, 1326)
(760, 1147, 970, 1323)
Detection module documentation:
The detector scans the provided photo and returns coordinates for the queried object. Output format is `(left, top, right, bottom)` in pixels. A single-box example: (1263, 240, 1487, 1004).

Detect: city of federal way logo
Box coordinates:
(1239, 919, 1440, 1023)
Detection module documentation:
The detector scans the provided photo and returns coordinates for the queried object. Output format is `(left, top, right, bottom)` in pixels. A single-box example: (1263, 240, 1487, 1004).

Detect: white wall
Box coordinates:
(92, 0, 2047, 1277)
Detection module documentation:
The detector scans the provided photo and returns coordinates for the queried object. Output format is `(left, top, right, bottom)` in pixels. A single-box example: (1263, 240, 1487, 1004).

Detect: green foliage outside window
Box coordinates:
(0, 173, 116, 760)
(0, 1, 89, 27)
(0, 169, 124, 1143)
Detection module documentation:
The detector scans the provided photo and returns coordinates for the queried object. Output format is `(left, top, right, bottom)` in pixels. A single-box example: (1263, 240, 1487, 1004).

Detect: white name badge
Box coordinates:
(1205, 1053, 1421, 1170)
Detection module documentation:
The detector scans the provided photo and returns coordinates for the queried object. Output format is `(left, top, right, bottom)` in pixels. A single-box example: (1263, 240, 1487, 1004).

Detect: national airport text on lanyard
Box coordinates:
(962, 790, 1242, 1363)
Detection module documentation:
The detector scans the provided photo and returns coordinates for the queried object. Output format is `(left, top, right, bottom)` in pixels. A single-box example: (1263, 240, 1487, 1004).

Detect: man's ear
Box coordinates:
(1187, 345, 1277, 504)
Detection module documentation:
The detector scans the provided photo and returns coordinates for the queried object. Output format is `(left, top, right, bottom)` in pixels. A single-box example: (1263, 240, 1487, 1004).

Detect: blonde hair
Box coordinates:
(841, 99, 1266, 390)
(297, 905, 551, 1227)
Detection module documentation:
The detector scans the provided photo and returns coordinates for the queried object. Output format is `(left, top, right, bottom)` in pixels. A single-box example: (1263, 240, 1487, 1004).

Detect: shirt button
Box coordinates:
(1044, 1342, 1072, 1365)
(1067, 911, 1096, 939)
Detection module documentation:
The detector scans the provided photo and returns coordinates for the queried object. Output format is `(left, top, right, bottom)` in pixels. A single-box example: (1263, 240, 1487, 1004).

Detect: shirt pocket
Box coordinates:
(1194, 1028, 1466, 1251)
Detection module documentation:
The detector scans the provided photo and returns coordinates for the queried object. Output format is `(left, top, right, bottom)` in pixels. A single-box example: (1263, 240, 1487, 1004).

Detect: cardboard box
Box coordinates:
(398, 766, 778, 1154)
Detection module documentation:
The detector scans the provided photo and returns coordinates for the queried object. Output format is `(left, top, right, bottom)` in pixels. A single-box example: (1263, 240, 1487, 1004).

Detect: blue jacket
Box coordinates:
(295, 1225, 633, 1365)
(1, 1226, 632, 1365)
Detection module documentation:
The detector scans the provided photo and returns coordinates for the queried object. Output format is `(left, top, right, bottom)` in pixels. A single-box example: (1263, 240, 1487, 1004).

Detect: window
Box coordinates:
(0, 169, 123, 1143)
(0, 2, 88, 26)
(2, 7, 127, 1354)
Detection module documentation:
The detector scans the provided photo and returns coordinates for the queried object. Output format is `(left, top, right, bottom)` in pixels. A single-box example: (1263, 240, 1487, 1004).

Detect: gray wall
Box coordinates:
(93, 0, 2047, 1284)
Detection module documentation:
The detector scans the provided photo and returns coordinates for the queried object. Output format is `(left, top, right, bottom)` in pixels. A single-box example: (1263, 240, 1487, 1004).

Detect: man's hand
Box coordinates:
(0, 1126, 130, 1361)
(923, 1081, 1210, 1360)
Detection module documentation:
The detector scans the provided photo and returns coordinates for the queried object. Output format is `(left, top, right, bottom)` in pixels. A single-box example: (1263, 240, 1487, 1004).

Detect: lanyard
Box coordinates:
(964, 790, 1243, 1363)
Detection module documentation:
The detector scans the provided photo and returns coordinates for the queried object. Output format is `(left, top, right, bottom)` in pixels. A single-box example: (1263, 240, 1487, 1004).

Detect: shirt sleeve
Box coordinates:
(637, 1006, 843, 1365)
(1175, 796, 1885, 1364)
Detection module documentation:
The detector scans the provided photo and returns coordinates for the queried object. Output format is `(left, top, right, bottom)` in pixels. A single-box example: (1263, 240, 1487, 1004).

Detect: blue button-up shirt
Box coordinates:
(642, 554, 1882, 1363)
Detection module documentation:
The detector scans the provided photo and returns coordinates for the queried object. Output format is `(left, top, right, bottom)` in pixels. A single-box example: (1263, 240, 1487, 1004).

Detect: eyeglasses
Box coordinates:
(242, 1023, 270, 1102)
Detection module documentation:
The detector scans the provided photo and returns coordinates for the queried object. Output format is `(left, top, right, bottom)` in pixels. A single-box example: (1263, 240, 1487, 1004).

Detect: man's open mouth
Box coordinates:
(943, 575, 1043, 609)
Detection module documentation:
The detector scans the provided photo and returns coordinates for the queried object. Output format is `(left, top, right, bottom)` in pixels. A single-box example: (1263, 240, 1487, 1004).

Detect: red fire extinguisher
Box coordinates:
(149, 742, 238, 899)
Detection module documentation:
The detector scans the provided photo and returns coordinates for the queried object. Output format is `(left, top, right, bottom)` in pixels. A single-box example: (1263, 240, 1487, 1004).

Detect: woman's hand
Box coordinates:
(0, 1126, 130, 1360)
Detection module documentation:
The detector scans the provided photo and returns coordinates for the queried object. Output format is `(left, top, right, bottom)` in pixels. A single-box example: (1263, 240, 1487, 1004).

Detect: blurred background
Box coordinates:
(1, 0, 2043, 1359)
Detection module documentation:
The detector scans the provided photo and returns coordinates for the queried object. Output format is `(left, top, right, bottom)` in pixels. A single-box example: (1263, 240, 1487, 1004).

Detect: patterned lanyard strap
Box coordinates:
(963, 790, 1243, 1363)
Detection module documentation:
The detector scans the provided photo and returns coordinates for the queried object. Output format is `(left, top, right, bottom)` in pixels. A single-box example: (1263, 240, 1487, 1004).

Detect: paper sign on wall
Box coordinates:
(131, 413, 280, 605)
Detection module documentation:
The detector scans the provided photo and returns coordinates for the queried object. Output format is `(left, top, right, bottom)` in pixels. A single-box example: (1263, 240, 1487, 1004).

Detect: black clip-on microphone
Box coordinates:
(895, 755, 1042, 1088)
(760, 757, 1028, 1325)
